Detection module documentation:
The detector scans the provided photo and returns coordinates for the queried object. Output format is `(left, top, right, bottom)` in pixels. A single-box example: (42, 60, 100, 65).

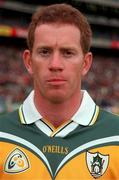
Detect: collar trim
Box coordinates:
(71, 91, 99, 126)
(18, 90, 99, 137)
(19, 105, 27, 124)
(89, 105, 99, 126)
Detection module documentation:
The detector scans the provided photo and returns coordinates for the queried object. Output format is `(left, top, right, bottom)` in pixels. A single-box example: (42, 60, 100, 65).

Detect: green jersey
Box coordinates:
(0, 90, 119, 179)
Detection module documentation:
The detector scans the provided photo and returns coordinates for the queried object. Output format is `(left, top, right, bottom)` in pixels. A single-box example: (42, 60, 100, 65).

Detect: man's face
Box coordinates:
(24, 24, 92, 103)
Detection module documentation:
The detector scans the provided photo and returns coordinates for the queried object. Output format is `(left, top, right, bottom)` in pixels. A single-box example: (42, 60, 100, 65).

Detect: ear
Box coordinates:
(82, 52, 92, 76)
(23, 49, 33, 75)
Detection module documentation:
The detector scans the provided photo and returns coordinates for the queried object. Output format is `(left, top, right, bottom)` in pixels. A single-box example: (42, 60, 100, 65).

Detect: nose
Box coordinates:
(48, 52, 64, 72)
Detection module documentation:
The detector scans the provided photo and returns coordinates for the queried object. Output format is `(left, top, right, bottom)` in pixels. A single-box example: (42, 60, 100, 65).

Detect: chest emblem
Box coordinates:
(4, 148, 30, 173)
(86, 151, 109, 178)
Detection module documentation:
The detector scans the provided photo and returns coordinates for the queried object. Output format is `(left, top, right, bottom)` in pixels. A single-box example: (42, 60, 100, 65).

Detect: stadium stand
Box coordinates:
(0, 0, 119, 113)
(0, 44, 32, 113)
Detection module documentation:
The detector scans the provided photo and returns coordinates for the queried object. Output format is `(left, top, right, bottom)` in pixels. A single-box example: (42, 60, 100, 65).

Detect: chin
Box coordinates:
(48, 96, 66, 104)
(46, 93, 68, 104)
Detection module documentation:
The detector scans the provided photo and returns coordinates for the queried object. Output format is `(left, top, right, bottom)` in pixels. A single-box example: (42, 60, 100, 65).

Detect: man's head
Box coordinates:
(23, 4, 93, 104)
(27, 3, 92, 54)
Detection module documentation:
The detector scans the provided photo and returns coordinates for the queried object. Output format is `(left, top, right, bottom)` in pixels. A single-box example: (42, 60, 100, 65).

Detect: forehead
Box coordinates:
(34, 23, 81, 47)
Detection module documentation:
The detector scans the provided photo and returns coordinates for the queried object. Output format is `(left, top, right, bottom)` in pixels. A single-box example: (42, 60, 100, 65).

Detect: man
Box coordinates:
(0, 4, 119, 179)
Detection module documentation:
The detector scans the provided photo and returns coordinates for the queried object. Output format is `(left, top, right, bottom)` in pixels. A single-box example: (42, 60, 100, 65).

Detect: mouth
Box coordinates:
(47, 78, 66, 85)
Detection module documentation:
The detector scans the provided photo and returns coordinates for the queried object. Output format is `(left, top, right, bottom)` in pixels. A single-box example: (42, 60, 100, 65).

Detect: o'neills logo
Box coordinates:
(4, 148, 30, 174)
(42, 145, 69, 155)
(86, 151, 109, 179)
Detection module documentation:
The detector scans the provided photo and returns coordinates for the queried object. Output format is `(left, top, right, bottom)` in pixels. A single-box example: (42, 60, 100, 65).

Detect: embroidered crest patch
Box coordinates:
(4, 148, 30, 173)
(86, 151, 109, 178)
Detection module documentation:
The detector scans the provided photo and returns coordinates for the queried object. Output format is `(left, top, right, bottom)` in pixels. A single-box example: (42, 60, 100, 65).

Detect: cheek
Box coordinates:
(74, 64, 83, 77)
(32, 60, 42, 75)
(69, 66, 82, 85)
(31, 63, 42, 84)
(32, 63, 47, 85)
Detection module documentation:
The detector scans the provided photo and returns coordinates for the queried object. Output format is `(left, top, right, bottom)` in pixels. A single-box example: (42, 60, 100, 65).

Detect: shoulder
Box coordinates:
(90, 108, 119, 137)
(99, 108, 119, 121)
(0, 110, 19, 126)
(97, 108, 119, 129)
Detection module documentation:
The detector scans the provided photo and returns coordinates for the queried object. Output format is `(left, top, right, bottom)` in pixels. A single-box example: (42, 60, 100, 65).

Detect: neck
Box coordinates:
(34, 91, 83, 128)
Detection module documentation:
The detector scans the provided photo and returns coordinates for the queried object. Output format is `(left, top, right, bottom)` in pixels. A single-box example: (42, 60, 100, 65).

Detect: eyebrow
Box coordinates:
(36, 44, 79, 52)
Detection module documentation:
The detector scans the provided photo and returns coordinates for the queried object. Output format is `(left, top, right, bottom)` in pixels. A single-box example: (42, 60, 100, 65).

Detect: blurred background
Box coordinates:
(0, 0, 119, 114)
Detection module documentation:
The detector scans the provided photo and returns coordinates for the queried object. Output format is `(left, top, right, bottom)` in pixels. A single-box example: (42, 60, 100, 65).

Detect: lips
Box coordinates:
(47, 78, 66, 85)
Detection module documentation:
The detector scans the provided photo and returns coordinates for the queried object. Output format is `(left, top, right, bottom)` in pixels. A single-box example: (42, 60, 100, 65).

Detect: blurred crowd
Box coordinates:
(0, 45, 32, 113)
(83, 55, 119, 111)
(0, 45, 119, 114)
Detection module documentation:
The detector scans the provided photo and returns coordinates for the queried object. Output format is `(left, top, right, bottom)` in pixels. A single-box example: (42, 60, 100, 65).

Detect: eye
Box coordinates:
(62, 49, 75, 58)
(38, 48, 51, 57)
